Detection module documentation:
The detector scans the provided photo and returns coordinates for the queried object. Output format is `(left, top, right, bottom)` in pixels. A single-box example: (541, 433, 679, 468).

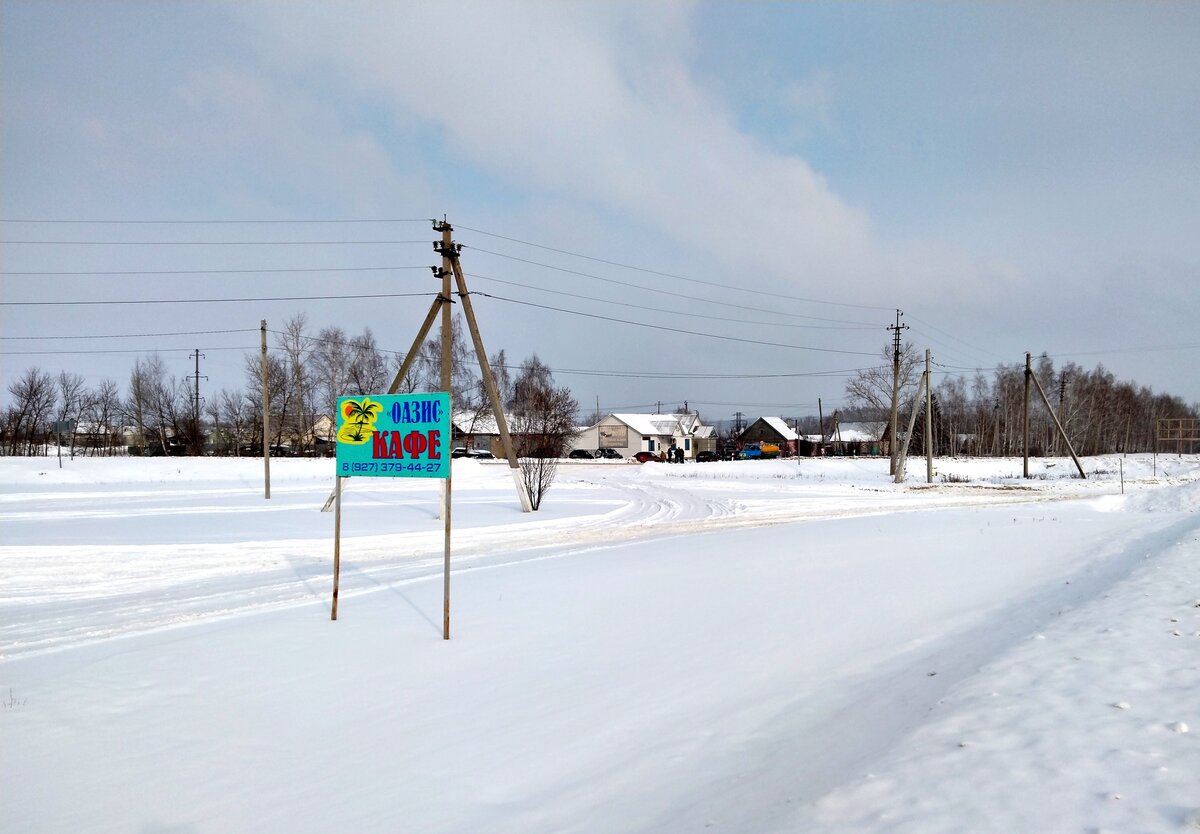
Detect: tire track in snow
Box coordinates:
(0, 473, 1114, 659)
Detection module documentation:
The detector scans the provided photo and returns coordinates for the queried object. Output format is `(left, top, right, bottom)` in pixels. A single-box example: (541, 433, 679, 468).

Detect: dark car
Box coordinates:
(695, 450, 717, 462)
(631, 450, 660, 463)
(594, 448, 622, 460)
(452, 447, 495, 459)
(568, 449, 595, 459)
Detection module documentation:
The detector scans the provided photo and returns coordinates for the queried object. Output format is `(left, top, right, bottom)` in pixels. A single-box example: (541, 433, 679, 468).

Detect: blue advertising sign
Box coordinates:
(335, 392, 451, 479)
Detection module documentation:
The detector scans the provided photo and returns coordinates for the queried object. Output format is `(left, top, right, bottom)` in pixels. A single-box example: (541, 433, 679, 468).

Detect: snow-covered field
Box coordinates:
(2, 453, 1198, 833)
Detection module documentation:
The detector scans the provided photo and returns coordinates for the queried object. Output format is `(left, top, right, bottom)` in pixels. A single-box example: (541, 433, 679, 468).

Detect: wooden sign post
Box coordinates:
(332, 391, 453, 635)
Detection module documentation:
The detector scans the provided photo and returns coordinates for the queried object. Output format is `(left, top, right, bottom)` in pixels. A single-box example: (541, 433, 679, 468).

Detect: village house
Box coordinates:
(575, 412, 715, 460)
(738, 416, 799, 457)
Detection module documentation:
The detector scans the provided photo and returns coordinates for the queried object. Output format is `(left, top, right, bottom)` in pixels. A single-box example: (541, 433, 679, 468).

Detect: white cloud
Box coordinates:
(240, 2, 889, 285)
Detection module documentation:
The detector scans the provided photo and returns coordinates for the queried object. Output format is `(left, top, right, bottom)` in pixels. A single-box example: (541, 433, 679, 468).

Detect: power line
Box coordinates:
(464, 272, 877, 331)
(475, 292, 878, 357)
(0, 328, 255, 341)
(905, 314, 1000, 365)
(464, 243, 892, 313)
(0, 265, 431, 276)
(265, 328, 408, 359)
(457, 224, 893, 312)
(1, 239, 433, 245)
(0, 218, 433, 224)
(464, 252, 878, 325)
(930, 339, 1200, 373)
(543, 364, 876, 380)
(0, 346, 255, 356)
(1045, 342, 1200, 358)
(468, 269, 875, 326)
(1, 291, 439, 307)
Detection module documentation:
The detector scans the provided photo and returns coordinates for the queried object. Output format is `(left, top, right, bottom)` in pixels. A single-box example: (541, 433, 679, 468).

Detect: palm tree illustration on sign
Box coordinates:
(337, 398, 382, 445)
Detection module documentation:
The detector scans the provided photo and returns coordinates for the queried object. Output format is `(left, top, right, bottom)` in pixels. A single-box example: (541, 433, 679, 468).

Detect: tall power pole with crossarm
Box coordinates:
(887, 309, 908, 476)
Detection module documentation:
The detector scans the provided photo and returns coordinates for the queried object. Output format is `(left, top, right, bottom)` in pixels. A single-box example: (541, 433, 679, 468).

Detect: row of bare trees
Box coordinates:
(844, 345, 1198, 457)
(3, 313, 580, 466)
(2, 358, 192, 457)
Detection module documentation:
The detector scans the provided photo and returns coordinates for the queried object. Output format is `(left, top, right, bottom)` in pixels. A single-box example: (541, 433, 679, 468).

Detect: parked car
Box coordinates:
(594, 448, 623, 460)
(695, 450, 717, 462)
(568, 449, 595, 459)
(631, 450, 659, 463)
(452, 447, 495, 459)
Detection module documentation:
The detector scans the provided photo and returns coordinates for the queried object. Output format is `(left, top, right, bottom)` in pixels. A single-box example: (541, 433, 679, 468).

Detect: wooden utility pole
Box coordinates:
(1023, 352, 1032, 479)
(260, 320, 271, 499)
(438, 222, 455, 639)
(447, 246, 534, 512)
(894, 366, 928, 484)
(887, 309, 908, 475)
(1029, 367, 1086, 479)
(319, 219, 533, 515)
(925, 348, 933, 483)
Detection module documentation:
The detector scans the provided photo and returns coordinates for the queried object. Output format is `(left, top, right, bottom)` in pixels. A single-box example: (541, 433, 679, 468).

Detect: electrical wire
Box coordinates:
(456, 225, 894, 312)
(462, 253, 880, 325)
(463, 243, 892, 314)
(1045, 342, 1200, 358)
(1, 239, 433, 245)
(541, 364, 877, 380)
(1, 292, 439, 307)
(264, 328, 408, 359)
(0, 328, 255, 341)
(0, 265, 431, 276)
(905, 314, 1001, 365)
(474, 292, 878, 357)
(0, 346, 255, 356)
(0, 218, 433, 224)
(464, 272, 877, 331)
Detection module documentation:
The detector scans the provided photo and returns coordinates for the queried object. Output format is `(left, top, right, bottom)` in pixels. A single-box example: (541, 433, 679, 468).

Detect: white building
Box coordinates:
(578, 412, 714, 460)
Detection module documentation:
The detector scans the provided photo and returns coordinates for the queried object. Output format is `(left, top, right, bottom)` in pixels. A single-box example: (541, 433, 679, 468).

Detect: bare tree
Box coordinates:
(312, 325, 352, 442)
(489, 348, 513, 407)
(346, 328, 390, 396)
(243, 351, 288, 453)
(414, 313, 477, 405)
(83, 378, 122, 455)
(509, 355, 578, 510)
(218, 389, 250, 454)
(5, 367, 56, 455)
(277, 314, 316, 453)
(54, 371, 87, 456)
(844, 343, 920, 419)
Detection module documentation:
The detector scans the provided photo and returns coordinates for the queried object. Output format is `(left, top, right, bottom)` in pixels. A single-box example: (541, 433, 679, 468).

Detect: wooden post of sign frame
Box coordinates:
(331, 475, 343, 620)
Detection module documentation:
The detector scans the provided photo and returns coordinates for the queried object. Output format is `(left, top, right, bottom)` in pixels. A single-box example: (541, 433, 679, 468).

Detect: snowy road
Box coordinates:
(2, 456, 1109, 658)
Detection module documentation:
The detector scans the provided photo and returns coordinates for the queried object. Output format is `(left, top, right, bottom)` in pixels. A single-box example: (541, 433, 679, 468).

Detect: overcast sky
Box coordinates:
(3, 1, 1198, 421)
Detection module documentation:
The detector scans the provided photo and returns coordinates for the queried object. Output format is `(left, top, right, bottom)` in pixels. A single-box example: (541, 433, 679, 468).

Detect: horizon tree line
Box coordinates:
(841, 344, 1198, 457)
(3, 326, 1196, 458)
(1, 313, 580, 460)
